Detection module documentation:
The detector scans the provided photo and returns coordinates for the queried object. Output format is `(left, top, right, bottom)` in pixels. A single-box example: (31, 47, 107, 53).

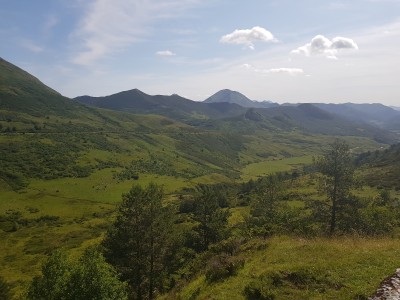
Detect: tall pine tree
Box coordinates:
(192, 185, 230, 252)
(315, 139, 355, 235)
(102, 183, 173, 300)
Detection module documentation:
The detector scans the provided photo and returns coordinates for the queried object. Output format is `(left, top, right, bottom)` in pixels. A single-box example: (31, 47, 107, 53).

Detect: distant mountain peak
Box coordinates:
(204, 89, 252, 106)
(204, 89, 277, 109)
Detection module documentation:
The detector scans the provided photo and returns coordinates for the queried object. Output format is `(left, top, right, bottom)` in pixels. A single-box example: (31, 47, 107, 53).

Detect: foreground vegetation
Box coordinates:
(169, 236, 400, 300)
(1, 140, 399, 299)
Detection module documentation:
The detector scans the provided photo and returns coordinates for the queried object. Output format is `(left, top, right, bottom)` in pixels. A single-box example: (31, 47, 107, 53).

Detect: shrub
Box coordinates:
(27, 248, 128, 300)
(243, 280, 276, 300)
(205, 254, 244, 283)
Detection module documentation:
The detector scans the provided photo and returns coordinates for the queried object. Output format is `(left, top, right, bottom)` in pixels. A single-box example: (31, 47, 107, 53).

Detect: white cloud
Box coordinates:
(267, 68, 304, 75)
(156, 50, 176, 56)
(291, 35, 358, 59)
(71, 0, 199, 65)
(243, 64, 304, 76)
(220, 26, 276, 49)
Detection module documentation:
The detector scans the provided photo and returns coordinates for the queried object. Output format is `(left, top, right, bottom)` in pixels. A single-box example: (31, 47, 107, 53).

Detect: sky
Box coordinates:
(1, 0, 400, 105)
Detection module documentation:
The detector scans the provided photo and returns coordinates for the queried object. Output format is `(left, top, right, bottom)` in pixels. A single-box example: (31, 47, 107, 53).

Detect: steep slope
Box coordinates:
(0, 57, 86, 117)
(75, 89, 246, 122)
(204, 89, 277, 108)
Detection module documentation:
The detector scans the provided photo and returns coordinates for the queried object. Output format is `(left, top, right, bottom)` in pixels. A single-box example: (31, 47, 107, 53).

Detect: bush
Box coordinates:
(179, 197, 196, 214)
(205, 254, 244, 283)
(243, 280, 276, 300)
(27, 248, 128, 300)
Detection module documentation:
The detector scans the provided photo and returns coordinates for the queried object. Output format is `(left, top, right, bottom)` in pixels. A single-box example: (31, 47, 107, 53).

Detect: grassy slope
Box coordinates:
(357, 143, 400, 190)
(171, 236, 400, 300)
(162, 175, 400, 300)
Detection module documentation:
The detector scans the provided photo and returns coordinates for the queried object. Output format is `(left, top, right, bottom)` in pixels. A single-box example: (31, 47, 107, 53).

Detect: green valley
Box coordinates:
(1, 58, 400, 299)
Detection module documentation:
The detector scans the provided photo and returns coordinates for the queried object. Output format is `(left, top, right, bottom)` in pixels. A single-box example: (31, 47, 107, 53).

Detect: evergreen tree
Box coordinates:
(192, 185, 230, 252)
(315, 139, 355, 235)
(249, 174, 284, 237)
(102, 183, 173, 300)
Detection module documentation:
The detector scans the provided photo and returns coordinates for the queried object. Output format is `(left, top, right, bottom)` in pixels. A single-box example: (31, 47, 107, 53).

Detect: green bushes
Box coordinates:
(205, 254, 244, 283)
(0, 210, 61, 232)
(114, 156, 180, 180)
(243, 277, 277, 300)
(27, 248, 128, 300)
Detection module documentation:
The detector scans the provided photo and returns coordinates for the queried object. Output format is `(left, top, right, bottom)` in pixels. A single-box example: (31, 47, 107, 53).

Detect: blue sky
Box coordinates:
(1, 0, 400, 105)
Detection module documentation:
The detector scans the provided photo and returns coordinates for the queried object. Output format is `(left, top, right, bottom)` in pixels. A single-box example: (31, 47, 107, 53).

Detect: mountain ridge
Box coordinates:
(74, 89, 247, 122)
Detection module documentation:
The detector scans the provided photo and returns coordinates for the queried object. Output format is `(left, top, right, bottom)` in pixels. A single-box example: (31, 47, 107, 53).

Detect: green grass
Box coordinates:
(170, 236, 400, 300)
(240, 155, 313, 181)
(0, 166, 191, 297)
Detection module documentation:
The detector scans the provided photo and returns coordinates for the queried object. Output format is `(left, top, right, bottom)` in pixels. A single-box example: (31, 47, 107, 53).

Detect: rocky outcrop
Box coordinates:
(369, 269, 400, 300)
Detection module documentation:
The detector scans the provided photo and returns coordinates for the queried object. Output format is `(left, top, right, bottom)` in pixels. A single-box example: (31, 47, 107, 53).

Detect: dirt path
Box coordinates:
(369, 269, 400, 300)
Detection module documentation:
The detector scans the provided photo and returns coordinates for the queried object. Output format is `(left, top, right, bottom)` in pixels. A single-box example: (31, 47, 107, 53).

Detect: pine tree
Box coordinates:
(102, 183, 173, 300)
(249, 174, 284, 237)
(315, 139, 355, 235)
(192, 185, 230, 252)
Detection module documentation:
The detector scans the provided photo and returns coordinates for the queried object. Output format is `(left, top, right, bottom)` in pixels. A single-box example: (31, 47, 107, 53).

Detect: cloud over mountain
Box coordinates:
(220, 26, 276, 49)
(292, 35, 358, 59)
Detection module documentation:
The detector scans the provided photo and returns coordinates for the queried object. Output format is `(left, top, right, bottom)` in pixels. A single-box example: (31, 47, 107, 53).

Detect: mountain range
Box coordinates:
(1, 56, 399, 144)
(74, 87, 400, 143)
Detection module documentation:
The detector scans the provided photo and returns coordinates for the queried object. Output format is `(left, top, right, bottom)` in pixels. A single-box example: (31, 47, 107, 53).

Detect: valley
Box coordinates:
(1, 57, 400, 299)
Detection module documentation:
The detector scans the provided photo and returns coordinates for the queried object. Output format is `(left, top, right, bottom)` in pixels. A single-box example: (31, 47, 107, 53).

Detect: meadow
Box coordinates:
(2, 143, 400, 299)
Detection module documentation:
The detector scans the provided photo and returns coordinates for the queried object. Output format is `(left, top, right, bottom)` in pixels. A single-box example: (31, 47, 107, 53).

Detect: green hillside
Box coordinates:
(0, 57, 87, 117)
(164, 236, 400, 300)
(356, 143, 400, 189)
(1, 58, 400, 299)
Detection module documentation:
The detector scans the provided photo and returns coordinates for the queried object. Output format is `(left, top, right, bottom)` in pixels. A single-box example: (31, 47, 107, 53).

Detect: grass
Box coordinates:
(170, 236, 400, 300)
(240, 156, 313, 181)
(0, 166, 190, 297)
